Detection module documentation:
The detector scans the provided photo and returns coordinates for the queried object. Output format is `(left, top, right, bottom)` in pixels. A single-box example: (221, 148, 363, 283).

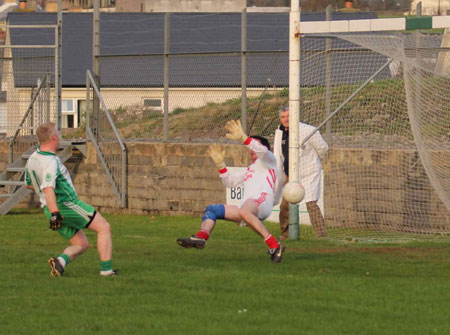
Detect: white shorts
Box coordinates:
(248, 192, 274, 221)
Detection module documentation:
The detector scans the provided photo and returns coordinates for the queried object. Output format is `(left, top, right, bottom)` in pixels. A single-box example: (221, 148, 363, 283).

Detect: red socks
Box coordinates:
(196, 231, 278, 248)
(196, 230, 210, 240)
(264, 234, 280, 249)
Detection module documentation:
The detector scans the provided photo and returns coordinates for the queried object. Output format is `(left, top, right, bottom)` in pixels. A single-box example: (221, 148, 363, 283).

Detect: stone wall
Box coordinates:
(1, 140, 449, 231)
(0, 141, 250, 216)
(324, 147, 450, 232)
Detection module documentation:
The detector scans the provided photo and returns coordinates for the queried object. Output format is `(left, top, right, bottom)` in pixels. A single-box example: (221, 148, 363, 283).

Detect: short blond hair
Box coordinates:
(37, 122, 57, 144)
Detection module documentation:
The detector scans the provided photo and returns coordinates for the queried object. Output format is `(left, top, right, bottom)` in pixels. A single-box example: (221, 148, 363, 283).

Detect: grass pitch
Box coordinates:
(1, 210, 450, 335)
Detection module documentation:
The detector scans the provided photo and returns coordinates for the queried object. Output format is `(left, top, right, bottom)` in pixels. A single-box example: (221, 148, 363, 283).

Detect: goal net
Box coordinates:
(300, 31, 450, 241)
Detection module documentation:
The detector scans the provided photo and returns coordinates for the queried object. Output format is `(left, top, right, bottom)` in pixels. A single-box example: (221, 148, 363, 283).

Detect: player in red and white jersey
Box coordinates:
(219, 135, 277, 221)
(177, 120, 285, 263)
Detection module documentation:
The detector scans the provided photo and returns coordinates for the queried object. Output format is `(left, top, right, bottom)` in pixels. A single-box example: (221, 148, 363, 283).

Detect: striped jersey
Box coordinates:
(219, 137, 278, 206)
(25, 147, 77, 207)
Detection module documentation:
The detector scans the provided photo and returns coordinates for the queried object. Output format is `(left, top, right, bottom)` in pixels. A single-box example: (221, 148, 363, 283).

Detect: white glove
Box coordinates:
(225, 120, 248, 143)
(207, 143, 226, 170)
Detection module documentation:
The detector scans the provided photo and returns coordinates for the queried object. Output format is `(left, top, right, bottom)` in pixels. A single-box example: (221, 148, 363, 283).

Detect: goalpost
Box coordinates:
(289, 8, 450, 241)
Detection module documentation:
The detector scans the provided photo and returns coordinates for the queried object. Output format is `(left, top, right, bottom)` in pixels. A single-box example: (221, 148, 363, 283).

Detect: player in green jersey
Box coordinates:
(25, 122, 116, 277)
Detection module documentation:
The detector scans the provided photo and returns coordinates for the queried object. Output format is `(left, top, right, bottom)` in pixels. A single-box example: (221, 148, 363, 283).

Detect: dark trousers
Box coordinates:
(279, 174, 327, 239)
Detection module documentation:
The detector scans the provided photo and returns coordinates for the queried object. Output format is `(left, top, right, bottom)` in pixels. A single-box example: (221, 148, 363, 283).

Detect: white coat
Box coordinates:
(273, 122, 328, 205)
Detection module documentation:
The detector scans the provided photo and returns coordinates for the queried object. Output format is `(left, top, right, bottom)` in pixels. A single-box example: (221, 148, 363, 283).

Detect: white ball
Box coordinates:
(282, 182, 305, 204)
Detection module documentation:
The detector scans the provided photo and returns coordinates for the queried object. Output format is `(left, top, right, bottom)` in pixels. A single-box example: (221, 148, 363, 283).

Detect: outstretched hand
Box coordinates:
(225, 120, 248, 143)
(207, 143, 226, 170)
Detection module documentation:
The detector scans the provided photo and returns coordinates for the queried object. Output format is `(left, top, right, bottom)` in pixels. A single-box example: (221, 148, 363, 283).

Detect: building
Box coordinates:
(409, 0, 450, 15)
(3, 11, 380, 132)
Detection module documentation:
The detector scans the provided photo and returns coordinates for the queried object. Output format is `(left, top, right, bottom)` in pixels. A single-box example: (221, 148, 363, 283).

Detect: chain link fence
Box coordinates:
(99, 51, 288, 142)
(98, 40, 393, 144)
(0, 24, 58, 139)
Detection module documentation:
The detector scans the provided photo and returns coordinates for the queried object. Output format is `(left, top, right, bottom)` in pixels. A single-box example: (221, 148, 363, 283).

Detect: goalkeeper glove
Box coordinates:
(225, 120, 248, 143)
(207, 143, 226, 170)
(49, 211, 63, 231)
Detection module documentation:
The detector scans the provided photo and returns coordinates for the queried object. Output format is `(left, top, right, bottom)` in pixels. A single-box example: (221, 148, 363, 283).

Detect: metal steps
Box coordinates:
(0, 180, 26, 186)
(6, 167, 26, 173)
(0, 143, 79, 215)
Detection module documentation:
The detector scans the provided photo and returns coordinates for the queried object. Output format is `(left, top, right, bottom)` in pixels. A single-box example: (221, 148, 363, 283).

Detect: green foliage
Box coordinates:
(279, 88, 289, 97)
(172, 108, 186, 115)
(2, 211, 450, 334)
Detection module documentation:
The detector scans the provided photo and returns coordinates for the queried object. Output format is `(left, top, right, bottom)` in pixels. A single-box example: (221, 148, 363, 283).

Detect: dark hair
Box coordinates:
(250, 135, 271, 151)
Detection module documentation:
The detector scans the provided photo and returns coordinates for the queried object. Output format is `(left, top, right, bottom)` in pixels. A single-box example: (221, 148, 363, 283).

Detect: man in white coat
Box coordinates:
(273, 107, 328, 239)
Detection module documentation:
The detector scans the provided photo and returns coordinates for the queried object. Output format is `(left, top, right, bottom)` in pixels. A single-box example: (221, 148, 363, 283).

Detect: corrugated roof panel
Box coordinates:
(7, 11, 381, 88)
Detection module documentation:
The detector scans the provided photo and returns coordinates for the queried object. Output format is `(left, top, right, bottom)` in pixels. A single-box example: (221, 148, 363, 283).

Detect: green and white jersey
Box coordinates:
(25, 147, 77, 207)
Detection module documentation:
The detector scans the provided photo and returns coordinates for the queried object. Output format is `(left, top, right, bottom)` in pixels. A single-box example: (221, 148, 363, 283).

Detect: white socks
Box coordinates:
(100, 270, 115, 276)
(57, 256, 66, 268)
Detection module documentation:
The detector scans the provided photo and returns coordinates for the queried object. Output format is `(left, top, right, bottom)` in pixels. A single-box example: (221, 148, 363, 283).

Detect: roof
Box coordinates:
(7, 11, 385, 88)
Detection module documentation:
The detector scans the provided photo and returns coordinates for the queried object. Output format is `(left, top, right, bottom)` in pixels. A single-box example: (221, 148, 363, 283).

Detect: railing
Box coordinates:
(9, 74, 50, 164)
(86, 70, 127, 207)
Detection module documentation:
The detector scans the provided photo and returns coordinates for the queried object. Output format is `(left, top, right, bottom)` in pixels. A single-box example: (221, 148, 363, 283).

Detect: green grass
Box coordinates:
(1, 210, 450, 335)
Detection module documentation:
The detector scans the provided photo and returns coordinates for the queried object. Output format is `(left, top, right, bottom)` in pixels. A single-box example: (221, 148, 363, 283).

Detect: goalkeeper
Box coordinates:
(25, 122, 116, 277)
(177, 120, 285, 263)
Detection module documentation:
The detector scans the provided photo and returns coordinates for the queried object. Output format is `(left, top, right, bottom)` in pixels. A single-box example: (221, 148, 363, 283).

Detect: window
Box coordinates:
(62, 99, 73, 112)
(142, 98, 162, 110)
(62, 99, 77, 128)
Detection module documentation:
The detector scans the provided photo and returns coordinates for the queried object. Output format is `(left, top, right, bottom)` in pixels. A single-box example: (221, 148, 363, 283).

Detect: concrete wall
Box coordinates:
(116, 0, 245, 12)
(115, 0, 144, 12)
(146, 0, 245, 13)
(63, 87, 267, 113)
(3, 87, 268, 133)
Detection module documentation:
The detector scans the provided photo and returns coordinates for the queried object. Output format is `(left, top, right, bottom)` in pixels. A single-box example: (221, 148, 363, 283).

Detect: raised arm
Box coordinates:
(225, 119, 277, 170)
(244, 137, 277, 170)
(207, 143, 246, 187)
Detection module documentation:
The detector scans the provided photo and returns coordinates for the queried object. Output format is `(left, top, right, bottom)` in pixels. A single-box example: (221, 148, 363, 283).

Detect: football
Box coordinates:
(282, 182, 305, 204)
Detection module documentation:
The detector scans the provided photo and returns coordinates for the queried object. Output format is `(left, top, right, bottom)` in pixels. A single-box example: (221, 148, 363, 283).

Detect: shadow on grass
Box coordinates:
(7, 208, 42, 215)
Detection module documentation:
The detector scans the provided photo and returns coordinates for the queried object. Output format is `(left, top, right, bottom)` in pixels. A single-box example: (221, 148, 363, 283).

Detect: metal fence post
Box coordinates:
(241, 8, 247, 133)
(93, 0, 100, 139)
(121, 146, 127, 208)
(86, 71, 90, 139)
(46, 72, 50, 123)
(163, 13, 170, 141)
(57, 0, 62, 131)
(325, 5, 333, 143)
(416, 2, 423, 120)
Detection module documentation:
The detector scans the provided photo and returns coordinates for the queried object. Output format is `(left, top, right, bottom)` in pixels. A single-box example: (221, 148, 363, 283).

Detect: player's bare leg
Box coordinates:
(88, 212, 116, 276)
(178, 204, 233, 248)
(239, 199, 285, 263)
(48, 230, 89, 277)
(65, 230, 89, 260)
(88, 212, 112, 261)
(238, 200, 271, 238)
